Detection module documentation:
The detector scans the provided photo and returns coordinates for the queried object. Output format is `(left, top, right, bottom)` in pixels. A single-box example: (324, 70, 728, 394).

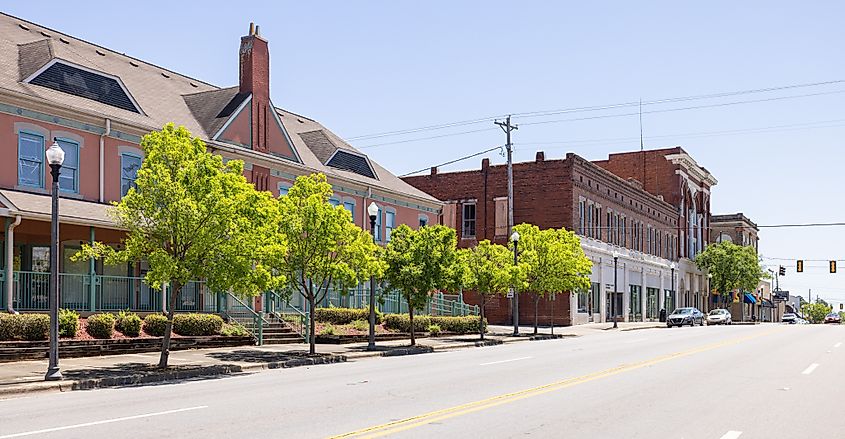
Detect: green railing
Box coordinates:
(223, 293, 266, 345)
(266, 291, 309, 344)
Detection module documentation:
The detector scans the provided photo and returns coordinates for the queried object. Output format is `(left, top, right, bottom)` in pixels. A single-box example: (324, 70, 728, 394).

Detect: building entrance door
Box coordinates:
(646, 288, 659, 321)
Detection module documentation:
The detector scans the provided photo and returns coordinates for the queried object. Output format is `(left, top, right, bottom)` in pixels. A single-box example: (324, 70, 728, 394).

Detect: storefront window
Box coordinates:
(629, 285, 642, 321)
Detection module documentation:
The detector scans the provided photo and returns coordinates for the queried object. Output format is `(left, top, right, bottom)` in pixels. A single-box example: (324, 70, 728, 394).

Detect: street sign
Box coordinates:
(774, 290, 789, 301)
(507, 288, 514, 299)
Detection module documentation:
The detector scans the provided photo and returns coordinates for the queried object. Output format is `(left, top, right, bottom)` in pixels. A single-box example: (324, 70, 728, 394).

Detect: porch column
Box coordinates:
(88, 227, 96, 312)
(659, 271, 665, 316)
(5, 216, 21, 313)
(622, 260, 630, 322)
(598, 257, 606, 323)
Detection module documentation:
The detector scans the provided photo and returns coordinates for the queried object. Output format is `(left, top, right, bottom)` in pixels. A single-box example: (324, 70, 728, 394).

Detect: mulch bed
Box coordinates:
(65, 318, 183, 341)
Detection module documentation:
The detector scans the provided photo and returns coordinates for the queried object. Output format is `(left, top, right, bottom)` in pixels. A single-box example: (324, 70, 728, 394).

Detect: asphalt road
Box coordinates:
(1, 324, 843, 439)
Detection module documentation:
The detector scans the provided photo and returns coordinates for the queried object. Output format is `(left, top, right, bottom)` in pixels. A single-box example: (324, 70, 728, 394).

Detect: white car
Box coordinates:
(707, 309, 732, 325)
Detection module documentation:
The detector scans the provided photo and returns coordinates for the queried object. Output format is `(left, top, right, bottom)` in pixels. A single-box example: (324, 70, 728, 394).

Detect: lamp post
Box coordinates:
(511, 230, 520, 336)
(612, 251, 619, 329)
(707, 273, 713, 311)
(367, 201, 379, 351)
(45, 139, 65, 381)
(670, 262, 676, 315)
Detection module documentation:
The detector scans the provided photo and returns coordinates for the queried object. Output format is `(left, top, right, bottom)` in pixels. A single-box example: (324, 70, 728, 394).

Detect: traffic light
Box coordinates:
(779, 266, 786, 276)
(840, 303, 843, 311)
(796, 260, 803, 273)
(831, 261, 837, 274)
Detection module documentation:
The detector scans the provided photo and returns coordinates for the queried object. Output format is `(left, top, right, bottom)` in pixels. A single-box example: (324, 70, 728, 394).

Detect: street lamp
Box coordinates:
(707, 273, 713, 311)
(45, 139, 64, 381)
(612, 251, 619, 329)
(511, 230, 520, 336)
(669, 262, 676, 316)
(367, 201, 379, 351)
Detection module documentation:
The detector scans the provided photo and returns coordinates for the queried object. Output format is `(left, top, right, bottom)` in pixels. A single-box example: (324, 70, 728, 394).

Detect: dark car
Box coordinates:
(667, 307, 705, 327)
(824, 313, 841, 324)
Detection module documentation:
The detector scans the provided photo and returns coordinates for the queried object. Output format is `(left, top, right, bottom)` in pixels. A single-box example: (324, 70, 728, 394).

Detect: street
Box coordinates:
(2, 324, 843, 439)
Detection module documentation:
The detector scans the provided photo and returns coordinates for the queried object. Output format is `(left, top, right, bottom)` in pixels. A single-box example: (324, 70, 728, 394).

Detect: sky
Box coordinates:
(5, 1, 844, 306)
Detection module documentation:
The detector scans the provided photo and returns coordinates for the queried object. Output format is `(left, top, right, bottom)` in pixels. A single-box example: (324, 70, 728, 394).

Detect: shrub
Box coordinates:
(58, 309, 80, 338)
(383, 314, 485, 334)
(0, 314, 50, 341)
(144, 314, 169, 336)
(315, 307, 382, 325)
(383, 314, 431, 332)
(173, 313, 224, 336)
(350, 319, 368, 331)
(86, 313, 116, 339)
(221, 323, 249, 337)
(320, 324, 337, 336)
(427, 324, 441, 336)
(115, 310, 142, 337)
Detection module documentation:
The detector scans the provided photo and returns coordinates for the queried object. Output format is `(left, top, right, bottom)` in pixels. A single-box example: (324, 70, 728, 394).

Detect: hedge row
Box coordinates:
(315, 307, 383, 325)
(144, 313, 224, 336)
(0, 313, 50, 341)
(383, 314, 485, 334)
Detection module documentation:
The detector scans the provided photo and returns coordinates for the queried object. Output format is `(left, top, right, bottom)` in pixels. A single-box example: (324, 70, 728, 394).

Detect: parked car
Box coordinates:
(824, 313, 841, 324)
(782, 313, 797, 324)
(667, 307, 705, 327)
(707, 309, 732, 325)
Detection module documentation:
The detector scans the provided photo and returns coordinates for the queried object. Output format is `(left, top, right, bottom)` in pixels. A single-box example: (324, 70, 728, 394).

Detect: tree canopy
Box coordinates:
(459, 240, 515, 339)
(382, 224, 459, 345)
(695, 241, 766, 303)
(264, 173, 382, 354)
(75, 123, 278, 367)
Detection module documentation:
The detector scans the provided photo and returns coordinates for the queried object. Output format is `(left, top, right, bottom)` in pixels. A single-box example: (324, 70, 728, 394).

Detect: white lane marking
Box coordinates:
(720, 431, 743, 439)
(802, 363, 819, 375)
(0, 406, 208, 438)
(835, 342, 842, 348)
(480, 356, 532, 366)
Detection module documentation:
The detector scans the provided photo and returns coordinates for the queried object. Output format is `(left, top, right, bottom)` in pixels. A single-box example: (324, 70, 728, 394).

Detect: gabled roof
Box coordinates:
(0, 189, 115, 227)
(0, 12, 439, 204)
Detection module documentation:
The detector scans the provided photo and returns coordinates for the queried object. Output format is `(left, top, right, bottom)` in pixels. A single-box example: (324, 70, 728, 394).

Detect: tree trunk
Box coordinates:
(308, 295, 317, 355)
(550, 294, 555, 335)
(479, 295, 486, 341)
(158, 280, 181, 369)
(409, 304, 416, 346)
(534, 294, 540, 335)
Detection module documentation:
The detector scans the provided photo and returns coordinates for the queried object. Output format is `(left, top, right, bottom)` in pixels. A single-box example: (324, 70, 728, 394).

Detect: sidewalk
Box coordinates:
(0, 333, 531, 397)
(488, 321, 666, 337)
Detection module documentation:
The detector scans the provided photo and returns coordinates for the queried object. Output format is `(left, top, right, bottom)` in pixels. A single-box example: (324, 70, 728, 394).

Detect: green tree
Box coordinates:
(265, 173, 382, 354)
(75, 124, 278, 368)
(802, 302, 832, 324)
(383, 224, 460, 346)
(695, 241, 766, 305)
(512, 224, 592, 334)
(459, 240, 515, 340)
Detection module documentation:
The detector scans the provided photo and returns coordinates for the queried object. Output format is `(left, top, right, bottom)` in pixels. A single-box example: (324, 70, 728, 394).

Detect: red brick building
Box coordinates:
(404, 150, 694, 326)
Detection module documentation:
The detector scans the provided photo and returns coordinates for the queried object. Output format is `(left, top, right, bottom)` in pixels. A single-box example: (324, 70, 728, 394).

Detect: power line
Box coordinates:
(345, 79, 845, 141)
(358, 127, 499, 149)
(758, 222, 845, 228)
(399, 145, 503, 177)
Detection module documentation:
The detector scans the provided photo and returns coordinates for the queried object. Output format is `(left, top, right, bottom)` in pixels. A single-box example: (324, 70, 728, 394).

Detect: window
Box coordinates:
(120, 154, 142, 197)
(462, 203, 476, 238)
(606, 211, 611, 242)
(278, 183, 291, 197)
(587, 204, 593, 238)
(419, 216, 428, 227)
(343, 200, 355, 219)
(577, 288, 589, 313)
(374, 208, 382, 241)
(56, 139, 79, 193)
(621, 217, 627, 248)
(591, 282, 601, 314)
(385, 211, 395, 242)
(578, 200, 585, 235)
(329, 198, 340, 207)
(18, 132, 44, 188)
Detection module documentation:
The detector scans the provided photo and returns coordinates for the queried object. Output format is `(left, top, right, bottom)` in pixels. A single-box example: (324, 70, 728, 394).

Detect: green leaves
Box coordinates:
(459, 240, 513, 299)
(695, 241, 765, 301)
(511, 224, 592, 297)
(382, 224, 460, 311)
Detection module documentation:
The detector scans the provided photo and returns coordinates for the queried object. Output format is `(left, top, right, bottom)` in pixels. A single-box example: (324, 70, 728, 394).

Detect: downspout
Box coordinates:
(6, 215, 21, 314)
(99, 119, 111, 203)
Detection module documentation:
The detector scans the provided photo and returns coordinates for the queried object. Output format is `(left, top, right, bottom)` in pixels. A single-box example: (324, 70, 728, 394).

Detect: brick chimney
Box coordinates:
(239, 23, 271, 152)
(535, 151, 545, 162)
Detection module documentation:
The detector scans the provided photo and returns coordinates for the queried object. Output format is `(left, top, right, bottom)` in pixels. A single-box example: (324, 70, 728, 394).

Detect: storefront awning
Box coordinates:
(761, 298, 775, 308)
(743, 293, 757, 304)
(0, 189, 117, 228)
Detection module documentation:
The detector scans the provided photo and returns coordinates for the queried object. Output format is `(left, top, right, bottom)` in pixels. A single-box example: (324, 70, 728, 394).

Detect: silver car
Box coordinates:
(706, 309, 732, 325)
(667, 307, 705, 327)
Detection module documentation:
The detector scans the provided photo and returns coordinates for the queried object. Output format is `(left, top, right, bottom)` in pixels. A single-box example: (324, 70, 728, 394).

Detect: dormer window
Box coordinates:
(25, 59, 142, 114)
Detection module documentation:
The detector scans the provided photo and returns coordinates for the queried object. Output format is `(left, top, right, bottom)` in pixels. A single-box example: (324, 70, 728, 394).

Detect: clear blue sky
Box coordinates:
(6, 1, 844, 306)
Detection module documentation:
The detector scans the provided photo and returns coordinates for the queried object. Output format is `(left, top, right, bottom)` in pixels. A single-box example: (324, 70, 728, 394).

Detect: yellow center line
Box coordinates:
(328, 327, 784, 439)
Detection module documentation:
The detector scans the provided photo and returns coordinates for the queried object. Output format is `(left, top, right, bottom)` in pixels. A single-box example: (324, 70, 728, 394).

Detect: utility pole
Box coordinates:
(495, 116, 518, 330)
